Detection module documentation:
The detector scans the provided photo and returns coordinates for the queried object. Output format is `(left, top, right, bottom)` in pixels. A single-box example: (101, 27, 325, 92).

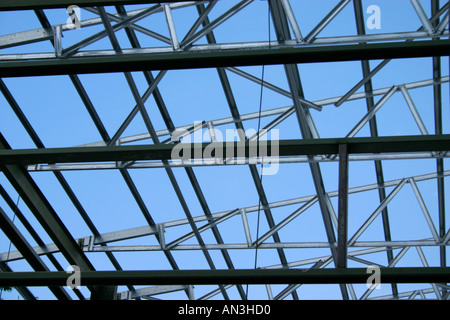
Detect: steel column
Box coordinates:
(337, 144, 349, 268)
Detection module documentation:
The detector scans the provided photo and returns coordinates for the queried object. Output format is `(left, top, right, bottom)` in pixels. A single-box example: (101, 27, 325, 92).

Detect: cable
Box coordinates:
(246, 1, 271, 299)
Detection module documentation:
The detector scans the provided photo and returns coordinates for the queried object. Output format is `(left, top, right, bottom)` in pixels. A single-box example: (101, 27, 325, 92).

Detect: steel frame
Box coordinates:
(0, 0, 449, 301)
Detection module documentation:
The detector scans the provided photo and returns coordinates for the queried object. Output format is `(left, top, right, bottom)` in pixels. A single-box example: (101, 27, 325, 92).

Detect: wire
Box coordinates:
(246, 1, 271, 300)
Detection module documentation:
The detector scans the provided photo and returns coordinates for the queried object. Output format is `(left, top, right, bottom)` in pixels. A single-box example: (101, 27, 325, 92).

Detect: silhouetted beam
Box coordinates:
(0, 268, 449, 286)
(0, 40, 449, 77)
(1, 135, 450, 166)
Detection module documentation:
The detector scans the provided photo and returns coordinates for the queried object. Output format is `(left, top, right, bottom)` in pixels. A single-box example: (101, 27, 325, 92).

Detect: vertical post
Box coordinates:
(337, 143, 349, 268)
(163, 4, 180, 50)
(54, 25, 62, 57)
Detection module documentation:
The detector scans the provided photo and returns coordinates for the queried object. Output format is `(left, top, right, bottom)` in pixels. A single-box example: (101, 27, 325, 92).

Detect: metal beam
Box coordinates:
(1, 135, 449, 166)
(1, 268, 449, 286)
(0, 40, 449, 77)
(337, 144, 349, 268)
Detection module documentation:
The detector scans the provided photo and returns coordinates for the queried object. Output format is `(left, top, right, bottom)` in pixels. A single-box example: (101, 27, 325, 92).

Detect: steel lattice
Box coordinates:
(0, 0, 449, 301)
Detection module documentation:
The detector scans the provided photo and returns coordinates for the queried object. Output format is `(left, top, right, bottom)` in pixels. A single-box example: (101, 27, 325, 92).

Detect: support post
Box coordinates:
(337, 143, 349, 268)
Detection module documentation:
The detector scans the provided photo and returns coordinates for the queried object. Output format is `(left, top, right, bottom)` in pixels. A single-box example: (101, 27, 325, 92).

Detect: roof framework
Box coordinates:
(0, 0, 449, 300)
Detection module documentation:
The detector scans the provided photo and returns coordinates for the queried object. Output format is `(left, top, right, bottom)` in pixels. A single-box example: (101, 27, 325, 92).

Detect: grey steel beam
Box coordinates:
(345, 85, 398, 138)
(166, 209, 239, 250)
(62, 5, 160, 57)
(304, 0, 351, 43)
(181, 0, 218, 43)
(1, 30, 445, 55)
(73, 240, 445, 252)
(1, 268, 449, 286)
(0, 40, 449, 77)
(226, 67, 321, 111)
(84, 6, 171, 45)
(4, 240, 447, 256)
(399, 85, 430, 135)
(26, 151, 450, 172)
(2, 135, 450, 166)
(180, 0, 253, 49)
(348, 179, 408, 246)
(252, 198, 318, 248)
(409, 178, 441, 242)
(337, 144, 349, 269)
(335, 59, 391, 107)
(280, 0, 303, 43)
(411, 0, 435, 36)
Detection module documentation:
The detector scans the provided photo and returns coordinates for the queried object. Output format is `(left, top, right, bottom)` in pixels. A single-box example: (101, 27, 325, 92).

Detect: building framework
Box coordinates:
(0, 0, 449, 300)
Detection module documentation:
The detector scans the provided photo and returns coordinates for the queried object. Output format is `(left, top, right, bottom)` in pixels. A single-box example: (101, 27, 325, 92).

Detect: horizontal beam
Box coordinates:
(0, 268, 449, 286)
(0, 0, 185, 11)
(25, 152, 450, 172)
(1, 135, 450, 166)
(0, 40, 449, 77)
(2, 240, 444, 263)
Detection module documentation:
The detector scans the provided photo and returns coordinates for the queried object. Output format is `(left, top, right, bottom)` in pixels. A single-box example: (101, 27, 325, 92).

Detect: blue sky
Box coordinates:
(0, 0, 449, 300)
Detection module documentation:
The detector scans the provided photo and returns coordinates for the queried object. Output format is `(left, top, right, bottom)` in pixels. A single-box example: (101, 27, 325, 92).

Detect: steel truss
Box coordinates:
(0, 0, 449, 301)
